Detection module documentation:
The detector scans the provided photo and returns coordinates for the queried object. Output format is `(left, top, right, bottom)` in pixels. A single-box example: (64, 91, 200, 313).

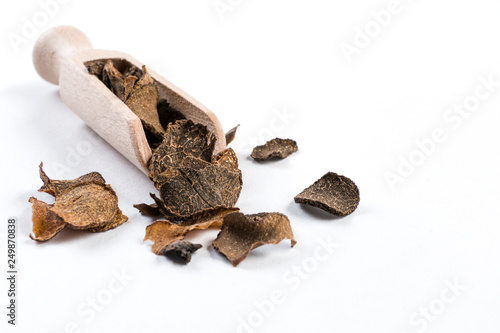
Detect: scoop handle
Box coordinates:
(33, 26, 92, 85)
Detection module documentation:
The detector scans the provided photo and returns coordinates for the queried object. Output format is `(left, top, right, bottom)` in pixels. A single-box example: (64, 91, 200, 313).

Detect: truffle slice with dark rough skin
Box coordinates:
(213, 212, 296, 267)
(161, 241, 202, 263)
(294, 172, 360, 216)
(251, 138, 298, 161)
(148, 120, 215, 180)
(148, 120, 242, 220)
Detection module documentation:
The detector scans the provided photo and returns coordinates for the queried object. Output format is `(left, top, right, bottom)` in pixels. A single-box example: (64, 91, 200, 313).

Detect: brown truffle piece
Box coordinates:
(133, 202, 161, 217)
(144, 208, 238, 254)
(149, 120, 215, 179)
(162, 241, 202, 263)
(125, 66, 165, 139)
(86, 60, 106, 79)
(213, 212, 296, 267)
(38, 162, 105, 197)
(145, 220, 214, 255)
(51, 182, 119, 230)
(86, 208, 128, 233)
(251, 138, 298, 161)
(123, 75, 138, 101)
(294, 172, 360, 216)
(86, 60, 188, 149)
(102, 60, 127, 101)
(148, 120, 242, 219)
(29, 197, 66, 242)
(225, 125, 239, 145)
(29, 165, 128, 241)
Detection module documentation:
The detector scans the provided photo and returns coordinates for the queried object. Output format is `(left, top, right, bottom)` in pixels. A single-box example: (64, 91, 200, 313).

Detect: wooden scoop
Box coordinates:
(33, 26, 226, 175)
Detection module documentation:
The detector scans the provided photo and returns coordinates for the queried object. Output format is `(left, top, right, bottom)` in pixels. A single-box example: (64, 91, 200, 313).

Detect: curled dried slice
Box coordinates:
(102, 60, 126, 101)
(144, 208, 238, 254)
(213, 212, 296, 267)
(225, 125, 239, 145)
(133, 202, 161, 217)
(38, 163, 105, 197)
(294, 172, 360, 216)
(30, 165, 128, 241)
(162, 241, 202, 263)
(29, 197, 66, 242)
(251, 138, 298, 161)
(51, 182, 119, 230)
(125, 66, 164, 138)
(145, 221, 208, 255)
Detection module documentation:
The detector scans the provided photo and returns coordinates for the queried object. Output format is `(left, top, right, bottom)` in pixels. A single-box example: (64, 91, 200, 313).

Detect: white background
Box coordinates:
(1, 0, 500, 332)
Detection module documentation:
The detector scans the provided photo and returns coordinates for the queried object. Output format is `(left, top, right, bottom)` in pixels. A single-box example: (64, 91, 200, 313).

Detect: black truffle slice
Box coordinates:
(213, 212, 296, 267)
(148, 120, 242, 219)
(251, 138, 298, 161)
(294, 172, 360, 216)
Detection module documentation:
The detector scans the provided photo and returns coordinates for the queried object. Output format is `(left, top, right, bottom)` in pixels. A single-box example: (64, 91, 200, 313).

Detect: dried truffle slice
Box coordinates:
(251, 138, 298, 161)
(123, 64, 143, 79)
(134, 202, 161, 217)
(180, 207, 239, 226)
(148, 193, 176, 220)
(294, 172, 360, 216)
(145, 220, 210, 255)
(213, 212, 296, 267)
(86, 60, 105, 79)
(123, 75, 138, 101)
(28, 197, 66, 242)
(38, 163, 105, 197)
(225, 125, 239, 145)
(155, 155, 242, 218)
(149, 120, 242, 219)
(161, 241, 202, 263)
(149, 120, 215, 180)
(102, 60, 126, 101)
(51, 182, 119, 230)
(144, 208, 238, 254)
(213, 147, 239, 170)
(125, 66, 164, 139)
(86, 208, 128, 233)
(31, 165, 128, 240)
(87, 60, 139, 101)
